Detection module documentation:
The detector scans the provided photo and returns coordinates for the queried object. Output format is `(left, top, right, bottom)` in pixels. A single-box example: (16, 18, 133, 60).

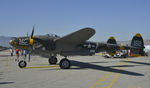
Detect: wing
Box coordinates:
(56, 28, 95, 44)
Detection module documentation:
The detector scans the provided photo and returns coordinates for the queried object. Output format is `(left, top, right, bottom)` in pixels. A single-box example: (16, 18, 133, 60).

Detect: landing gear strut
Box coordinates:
(59, 58, 70, 69)
(48, 56, 57, 65)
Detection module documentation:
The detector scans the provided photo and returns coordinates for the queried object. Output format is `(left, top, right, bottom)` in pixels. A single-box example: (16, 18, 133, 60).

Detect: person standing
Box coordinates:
(21, 50, 23, 56)
(23, 50, 27, 60)
(10, 48, 14, 56)
(15, 49, 20, 62)
(145, 52, 148, 57)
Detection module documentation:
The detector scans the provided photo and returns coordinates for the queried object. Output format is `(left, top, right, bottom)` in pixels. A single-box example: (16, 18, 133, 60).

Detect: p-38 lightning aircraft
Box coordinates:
(9, 27, 144, 69)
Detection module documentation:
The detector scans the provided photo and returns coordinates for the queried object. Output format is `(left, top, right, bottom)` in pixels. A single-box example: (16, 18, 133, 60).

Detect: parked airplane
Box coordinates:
(103, 33, 145, 58)
(9, 27, 144, 69)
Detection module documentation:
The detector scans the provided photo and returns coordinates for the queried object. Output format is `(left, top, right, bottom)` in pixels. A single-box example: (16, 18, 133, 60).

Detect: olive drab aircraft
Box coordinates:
(9, 26, 145, 69)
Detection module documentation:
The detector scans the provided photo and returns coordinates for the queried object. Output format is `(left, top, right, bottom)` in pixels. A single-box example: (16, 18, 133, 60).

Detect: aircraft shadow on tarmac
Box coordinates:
(70, 60, 144, 76)
(121, 61, 150, 65)
(0, 82, 15, 85)
(35, 60, 144, 76)
(108, 65, 141, 68)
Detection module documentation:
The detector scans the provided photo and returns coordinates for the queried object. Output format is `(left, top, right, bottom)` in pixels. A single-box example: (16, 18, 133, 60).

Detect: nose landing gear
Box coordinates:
(18, 60, 27, 68)
(48, 56, 57, 65)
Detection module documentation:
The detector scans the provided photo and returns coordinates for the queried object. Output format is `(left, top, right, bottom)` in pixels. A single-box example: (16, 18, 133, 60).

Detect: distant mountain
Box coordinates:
(0, 36, 11, 47)
(0, 45, 9, 51)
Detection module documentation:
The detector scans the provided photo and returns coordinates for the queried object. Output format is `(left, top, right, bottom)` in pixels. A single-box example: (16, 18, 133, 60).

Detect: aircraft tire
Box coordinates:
(59, 59, 70, 69)
(18, 60, 27, 68)
(49, 56, 57, 65)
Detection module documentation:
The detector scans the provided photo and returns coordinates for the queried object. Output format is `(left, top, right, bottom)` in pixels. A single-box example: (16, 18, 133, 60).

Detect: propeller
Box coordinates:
(31, 26, 34, 38)
(28, 25, 35, 62)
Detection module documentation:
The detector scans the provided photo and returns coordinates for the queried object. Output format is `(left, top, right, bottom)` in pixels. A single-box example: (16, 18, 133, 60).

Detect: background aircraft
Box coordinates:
(103, 33, 145, 58)
(103, 36, 118, 58)
(9, 27, 144, 69)
(130, 33, 145, 57)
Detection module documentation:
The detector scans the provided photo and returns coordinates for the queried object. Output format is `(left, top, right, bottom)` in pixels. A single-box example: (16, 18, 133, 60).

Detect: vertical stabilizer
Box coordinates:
(131, 33, 145, 56)
(107, 36, 117, 44)
(106, 36, 117, 55)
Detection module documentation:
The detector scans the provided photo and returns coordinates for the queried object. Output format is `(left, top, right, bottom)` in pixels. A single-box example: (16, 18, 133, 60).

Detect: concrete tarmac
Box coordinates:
(0, 50, 150, 88)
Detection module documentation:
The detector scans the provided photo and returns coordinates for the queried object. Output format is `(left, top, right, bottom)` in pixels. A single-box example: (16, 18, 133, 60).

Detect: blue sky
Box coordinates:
(0, 0, 150, 41)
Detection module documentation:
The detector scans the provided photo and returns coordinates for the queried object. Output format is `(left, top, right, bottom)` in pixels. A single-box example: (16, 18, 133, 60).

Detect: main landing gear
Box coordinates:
(49, 56, 71, 69)
(59, 58, 70, 69)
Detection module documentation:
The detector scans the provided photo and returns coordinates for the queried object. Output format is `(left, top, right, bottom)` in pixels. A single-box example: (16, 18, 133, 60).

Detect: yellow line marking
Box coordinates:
(90, 61, 123, 88)
(90, 58, 130, 88)
(107, 73, 120, 88)
(90, 72, 111, 88)
(107, 62, 128, 88)
(24, 65, 59, 69)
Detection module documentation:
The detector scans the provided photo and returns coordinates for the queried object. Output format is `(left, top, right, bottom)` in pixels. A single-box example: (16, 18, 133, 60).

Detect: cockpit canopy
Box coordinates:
(46, 33, 60, 38)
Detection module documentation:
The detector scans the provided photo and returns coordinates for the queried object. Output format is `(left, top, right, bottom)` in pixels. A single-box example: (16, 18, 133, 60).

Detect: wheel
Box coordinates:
(48, 56, 57, 65)
(59, 59, 70, 69)
(18, 60, 27, 68)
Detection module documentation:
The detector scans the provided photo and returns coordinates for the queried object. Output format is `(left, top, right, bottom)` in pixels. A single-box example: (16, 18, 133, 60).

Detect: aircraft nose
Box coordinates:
(9, 39, 16, 46)
(9, 40, 13, 45)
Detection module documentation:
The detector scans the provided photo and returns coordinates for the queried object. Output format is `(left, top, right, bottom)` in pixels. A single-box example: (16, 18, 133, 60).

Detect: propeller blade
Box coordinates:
(29, 25, 35, 45)
(31, 25, 34, 38)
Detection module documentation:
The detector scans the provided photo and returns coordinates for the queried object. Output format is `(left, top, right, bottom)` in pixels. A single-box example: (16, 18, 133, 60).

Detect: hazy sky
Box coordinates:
(0, 0, 150, 42)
